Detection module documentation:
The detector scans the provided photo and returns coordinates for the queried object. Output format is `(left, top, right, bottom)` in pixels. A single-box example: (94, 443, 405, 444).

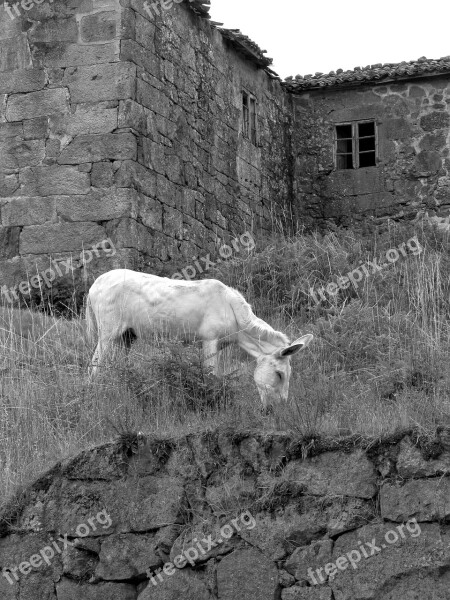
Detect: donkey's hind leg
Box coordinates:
(89, 336, 110, 378)
(203, 339, 219, 375)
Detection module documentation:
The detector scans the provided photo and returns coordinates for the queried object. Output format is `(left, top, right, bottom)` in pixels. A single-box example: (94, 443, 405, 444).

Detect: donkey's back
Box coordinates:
(87, 268, 239, 342)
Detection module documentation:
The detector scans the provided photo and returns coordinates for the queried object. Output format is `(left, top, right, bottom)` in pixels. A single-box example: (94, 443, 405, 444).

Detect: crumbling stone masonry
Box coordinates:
(0, 0, 292, 297)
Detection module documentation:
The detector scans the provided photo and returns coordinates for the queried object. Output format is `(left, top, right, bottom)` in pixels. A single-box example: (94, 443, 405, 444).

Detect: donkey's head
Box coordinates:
(253, 334, 313, 408)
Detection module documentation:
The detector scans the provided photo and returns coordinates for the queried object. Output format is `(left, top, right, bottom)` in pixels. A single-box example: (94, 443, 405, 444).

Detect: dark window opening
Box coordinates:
(337, 154, 353, 169)
(242, 91, 257, 145)
(335, 121, 377, 169)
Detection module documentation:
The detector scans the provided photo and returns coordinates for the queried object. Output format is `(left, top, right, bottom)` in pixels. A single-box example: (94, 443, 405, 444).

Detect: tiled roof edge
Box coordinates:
(185, 1, 275, 71)
(283, 56, 450, 92)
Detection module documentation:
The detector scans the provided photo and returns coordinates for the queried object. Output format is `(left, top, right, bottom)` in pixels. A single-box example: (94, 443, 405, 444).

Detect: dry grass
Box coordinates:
(2, 217, 450, 507)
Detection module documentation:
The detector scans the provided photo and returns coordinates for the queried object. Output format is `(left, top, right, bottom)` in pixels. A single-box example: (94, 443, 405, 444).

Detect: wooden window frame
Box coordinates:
(242, 90, 258, 145)
(334, 120, 378, 170)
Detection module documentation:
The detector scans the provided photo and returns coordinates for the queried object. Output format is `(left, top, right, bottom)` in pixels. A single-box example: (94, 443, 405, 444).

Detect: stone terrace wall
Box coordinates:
(0, 0, 292, 303)
(292, 76, 450, 228)
(2, 427, 450, 599)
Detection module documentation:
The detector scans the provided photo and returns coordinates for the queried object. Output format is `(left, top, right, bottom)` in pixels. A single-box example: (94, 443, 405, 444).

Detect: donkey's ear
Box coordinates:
(277, 334, 313, 358)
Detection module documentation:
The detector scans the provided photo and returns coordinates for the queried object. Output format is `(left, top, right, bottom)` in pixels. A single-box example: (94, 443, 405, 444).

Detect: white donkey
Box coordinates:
(86, 269, 313, 407)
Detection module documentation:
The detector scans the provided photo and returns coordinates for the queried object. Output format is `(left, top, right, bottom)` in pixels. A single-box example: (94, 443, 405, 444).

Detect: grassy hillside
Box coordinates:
(1, 216, 450, 506)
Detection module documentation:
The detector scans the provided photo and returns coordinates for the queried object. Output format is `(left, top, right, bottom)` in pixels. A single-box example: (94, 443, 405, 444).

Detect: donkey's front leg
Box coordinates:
(202, 340, 219, 375)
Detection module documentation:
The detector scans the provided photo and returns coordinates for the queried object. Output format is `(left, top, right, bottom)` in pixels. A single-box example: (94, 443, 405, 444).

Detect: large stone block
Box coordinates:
(0, 68, 45, 94)
(0, 121, 23, 138)
(114, 160, 157, 197)
(380, 478, 450, 521)
(58, 133, 137, 164)
(6, 88, 69, 120)
(162, 205, 183, 237)
(0, 34, 32, 72)
(0, 532, 62, 587)
(105, 218, 154, 252)
(24, 116, 49, 139)
(156, 174, 182, 209)
(118, 99, 148, 134)
(121, 39, 160, 77)
(32, 40, 120, 67)
(282, 450, 377, 499)
(0, 3, 22, 40)
(169, 522, 236, 565)
(285, 539, 333, 583)
(19, 572, 59, 600)
(0, 138, 45, 169)
(63, 444, 129, 481)
(137, 569, 211, 600)
(330, 523, 448, 600)
(412, 150, 442, 177)
(80, 11, 118, 42)
(62, 544, 98, 580)
(19, 166, 90, 196)
(55, 189, 139, 222)
(0, 173, 19, 197)
(419, 132, 447, 151)
(63, 62, 136, 103)
(41, 476, 185, 534)
(56, 578, 136, 600)
(0, 226, 20, 258)
(396, 436, 450, 478)
(1, 197, 55, 226)
(138, 194, 163, 231)
(134, 10, 156, 47)
(50, 104, 118, 137)
(20, 222, 106, 254)
(136, 79, 170, 117)
(240, 498, 372, 562)
(216, 547, 279, 600)
(29, 16, 78, 43)
(95, 532, 163, 580)
(143, 139, 165, 175)
(91, 162, 114, 187)
(119, 7, 136, 41)
(0, 573, 19, 600)
(0, 255, 24, 289)
(420, 111, 450, 131)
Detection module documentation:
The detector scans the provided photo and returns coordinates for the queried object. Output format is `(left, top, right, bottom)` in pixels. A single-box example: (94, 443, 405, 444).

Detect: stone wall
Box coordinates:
(2, 427, 450, 599)
(0, 0, 291, 303)
(291, 76, 450, 228)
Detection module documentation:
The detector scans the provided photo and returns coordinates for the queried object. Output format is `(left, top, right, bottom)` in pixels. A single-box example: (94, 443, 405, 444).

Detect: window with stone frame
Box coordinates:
(242, 91, 257, 145)
(335, 121, 377, 169)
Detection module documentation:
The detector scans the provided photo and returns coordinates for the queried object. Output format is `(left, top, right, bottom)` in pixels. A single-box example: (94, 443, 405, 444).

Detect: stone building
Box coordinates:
(0, 0, 449, 303)
(286, 57, 450, 227)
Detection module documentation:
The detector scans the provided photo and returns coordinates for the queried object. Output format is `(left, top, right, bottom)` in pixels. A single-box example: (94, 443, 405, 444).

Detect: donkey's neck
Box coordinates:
(236, 330, 285, 358)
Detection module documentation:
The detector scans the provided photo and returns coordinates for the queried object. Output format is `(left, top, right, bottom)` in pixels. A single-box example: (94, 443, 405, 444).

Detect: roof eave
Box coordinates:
(284, 68, 450, 94)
